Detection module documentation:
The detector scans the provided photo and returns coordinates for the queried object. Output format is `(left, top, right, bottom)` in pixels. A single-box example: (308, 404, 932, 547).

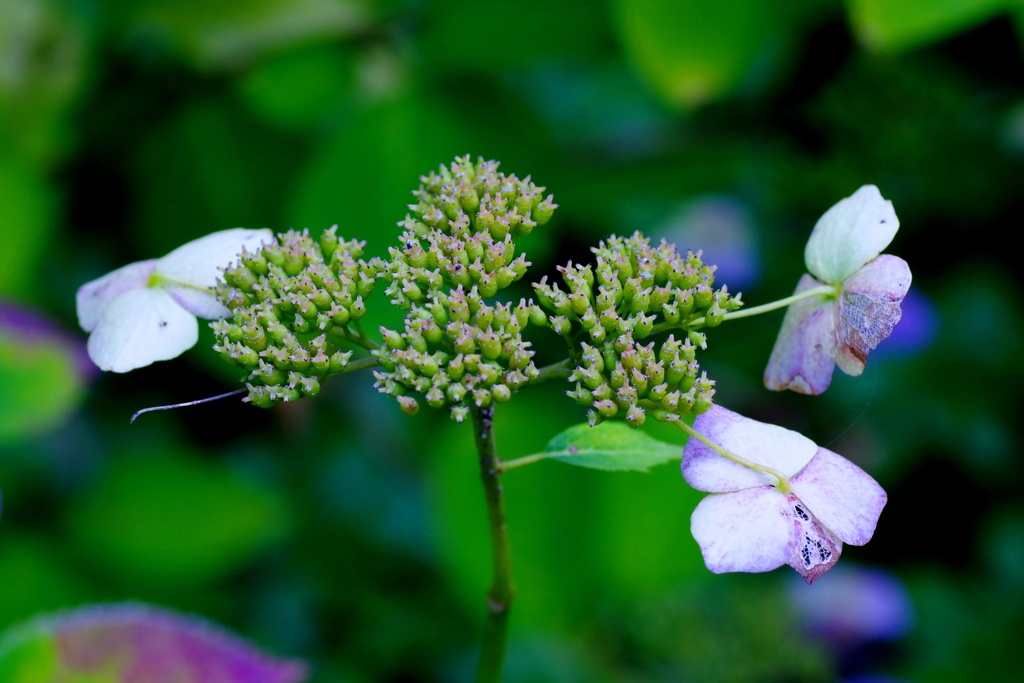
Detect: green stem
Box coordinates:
(471, 405, 515, 683)
(328, 324, 380, 351)
(663, 416, 791, 492)
(339, 356, 380, 374)
(650, 285, 837, 335)
(529, 358, 574, 385)
(690, 285, 836, 328)
(497, 452, 549, 472)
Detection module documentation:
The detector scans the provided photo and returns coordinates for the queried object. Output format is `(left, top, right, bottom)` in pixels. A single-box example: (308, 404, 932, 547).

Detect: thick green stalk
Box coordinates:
(471, 405, 515, 683)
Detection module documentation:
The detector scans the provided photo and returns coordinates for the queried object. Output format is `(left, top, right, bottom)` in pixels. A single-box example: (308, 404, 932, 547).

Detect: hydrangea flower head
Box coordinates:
(683, 405, 886, 583)
(76, 229, 271, 372)
(765, 186, 911, 394)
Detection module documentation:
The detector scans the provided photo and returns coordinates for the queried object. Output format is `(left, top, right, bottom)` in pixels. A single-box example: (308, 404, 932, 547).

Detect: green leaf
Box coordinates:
(0, 333, 83, 446)
(236, 43, 355, 132)
(67, 449, 289, 589)
(611, 0, 777, 108)
(848, 0, 1005, 53)
(533, 421, 683, 471)
(122, 0, 366, 70)
(0, 154, 55, 300)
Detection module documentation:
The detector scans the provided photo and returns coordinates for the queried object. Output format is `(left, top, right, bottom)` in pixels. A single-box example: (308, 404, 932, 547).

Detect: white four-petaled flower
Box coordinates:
(683, 405, 886, 583)
(765, 185, 912, 394)
(76, 228, 272, 373)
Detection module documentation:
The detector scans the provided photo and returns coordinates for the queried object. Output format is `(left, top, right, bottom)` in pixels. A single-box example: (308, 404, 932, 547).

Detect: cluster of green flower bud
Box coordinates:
(371, 287, 551, 422)
(369, 156, 562, 421)
(378, 155, 556, 308)
(568, 334, 717, 428)
(211, 227, 378, 407)
(538, 233, 740, 426)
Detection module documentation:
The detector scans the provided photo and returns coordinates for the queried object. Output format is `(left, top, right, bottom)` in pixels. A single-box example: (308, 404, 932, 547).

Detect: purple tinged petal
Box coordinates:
(690, 487, 795, 574)
(75, 259, 158, 333)
(790, 448, 887, 546)
(682, 405, 818, 492)
(836, 255, 912, 377)
(764, 274, 838, 395)
(35, 603, 307, 683)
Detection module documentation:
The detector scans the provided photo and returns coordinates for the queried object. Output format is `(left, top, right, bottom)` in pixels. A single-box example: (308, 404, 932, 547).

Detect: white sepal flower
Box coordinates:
(765, 186, 911, 394)
(76, 228, 272, 373)
(682, 405, 886, 584)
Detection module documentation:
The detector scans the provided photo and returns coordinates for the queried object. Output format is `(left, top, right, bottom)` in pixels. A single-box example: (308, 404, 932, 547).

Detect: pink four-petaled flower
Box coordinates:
(765, 185, 912, 394)
(683, 405, 887, 583)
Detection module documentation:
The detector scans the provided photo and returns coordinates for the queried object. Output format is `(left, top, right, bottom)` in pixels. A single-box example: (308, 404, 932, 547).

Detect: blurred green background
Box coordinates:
(2, 0, 1024, 681)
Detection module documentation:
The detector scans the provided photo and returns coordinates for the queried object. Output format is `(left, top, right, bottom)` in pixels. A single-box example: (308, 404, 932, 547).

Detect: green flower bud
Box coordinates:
(647, 383, 668, 402)
(492, 384, 512, 403)
(694, 284, 714, 309)
(330, 350, 353, 373)
(631, 368, 649, 397)
(448, 354, 465, 380)
(398, 396, 419, 415)
(532, 195, 557, 225)
(677, 290, 695, 317)
(567, 383, 594, 406)
(241, 246, 270, 276)
(320, 225, 339, 257)
(704, 303, 725, 327)
(592, 383, 614, 401)
(633, 312, 654, 339)
(382, 328, 406, 350)
(626, 405, 646, 427)
(451, 405, 470, 423)
(478, 331, 502, 360)
(688, 330, 707, 350)
(528, 303, 548, 328)
(350, 296, 366, 320)
(594, 399, 618, 418)
(551, 316, 572, 336)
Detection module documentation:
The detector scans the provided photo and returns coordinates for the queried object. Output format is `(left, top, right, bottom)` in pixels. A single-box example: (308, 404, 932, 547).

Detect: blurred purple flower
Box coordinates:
(869, 288, 938, 358)
(0, 603, 307, 683)
(0, 300, 96, 380)
(657, 195, 761, 291)
(788, 565, 913, 645)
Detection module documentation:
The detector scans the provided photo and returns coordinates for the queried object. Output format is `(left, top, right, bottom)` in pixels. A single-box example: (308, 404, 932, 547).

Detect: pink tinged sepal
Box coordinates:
(0, 603, 307, 683)
(690, 487, 794, 574)
(76, 259, 159, 332)
(763, 274, 838, 395)
(790, 448, 887, 546)
(836, 254, 912, 377)
(86, 287, 199, 373)
(682, 404, 818, 492)
(787, 495, 843, 584)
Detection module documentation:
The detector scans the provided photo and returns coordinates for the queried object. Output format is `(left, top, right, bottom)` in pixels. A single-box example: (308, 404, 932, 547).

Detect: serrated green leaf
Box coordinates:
(534, 421, 683, 471)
